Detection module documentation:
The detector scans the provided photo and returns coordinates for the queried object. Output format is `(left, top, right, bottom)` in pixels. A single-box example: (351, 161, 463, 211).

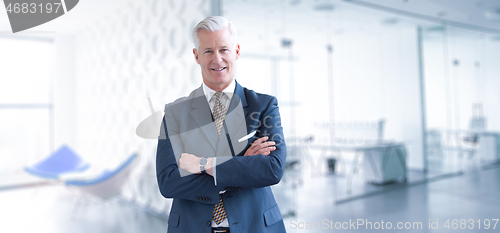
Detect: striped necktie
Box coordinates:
(213, 92, 227, 136)
(212, 92, 227, 225)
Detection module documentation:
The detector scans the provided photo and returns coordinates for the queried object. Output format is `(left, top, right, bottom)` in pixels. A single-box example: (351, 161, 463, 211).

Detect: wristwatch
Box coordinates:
(199, 157, 208, 174)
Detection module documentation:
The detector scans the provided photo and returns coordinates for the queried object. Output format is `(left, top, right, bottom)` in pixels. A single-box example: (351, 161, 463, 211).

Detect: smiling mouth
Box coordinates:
(211, 67, 226, 71)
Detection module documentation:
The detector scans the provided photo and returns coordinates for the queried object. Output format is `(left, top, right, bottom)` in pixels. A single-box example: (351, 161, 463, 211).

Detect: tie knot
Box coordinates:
(214, 92, 224, 101)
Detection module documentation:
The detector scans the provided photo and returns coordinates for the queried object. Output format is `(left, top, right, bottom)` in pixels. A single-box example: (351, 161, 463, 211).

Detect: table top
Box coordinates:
(431, 129, 500, 136)
(307, 140, 403, 151)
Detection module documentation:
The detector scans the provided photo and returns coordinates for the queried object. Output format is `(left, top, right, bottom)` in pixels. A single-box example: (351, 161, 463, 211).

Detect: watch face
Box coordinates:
(199, 157, 208, 166)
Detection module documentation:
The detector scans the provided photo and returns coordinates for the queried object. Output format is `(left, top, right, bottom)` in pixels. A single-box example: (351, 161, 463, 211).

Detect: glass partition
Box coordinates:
(222, 0, 500, 225)
(223, 0, 426, 209)
(0, 37, 53, 185)
(422, 26, 500, 177)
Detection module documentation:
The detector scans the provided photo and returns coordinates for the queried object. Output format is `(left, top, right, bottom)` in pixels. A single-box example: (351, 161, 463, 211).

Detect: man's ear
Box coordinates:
(235, 44, 241, 61)
(193, 48, 200, 64)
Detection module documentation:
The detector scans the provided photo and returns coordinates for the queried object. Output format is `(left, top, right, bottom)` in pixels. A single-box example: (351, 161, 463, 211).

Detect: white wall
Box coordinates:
(72, 0, 210, 214)
(54, 35, 77, 150)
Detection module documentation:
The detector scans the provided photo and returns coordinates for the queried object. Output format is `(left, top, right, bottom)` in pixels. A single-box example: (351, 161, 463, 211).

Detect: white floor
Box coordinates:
(0, 161, 498, 233)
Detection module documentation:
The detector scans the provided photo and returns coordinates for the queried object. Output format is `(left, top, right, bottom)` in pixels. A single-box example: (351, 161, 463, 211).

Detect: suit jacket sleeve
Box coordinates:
(156, 104, 221, 205)
(215, 96, 287, 189)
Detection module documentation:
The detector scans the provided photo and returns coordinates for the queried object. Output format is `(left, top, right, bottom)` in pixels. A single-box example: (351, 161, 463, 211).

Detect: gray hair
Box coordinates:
(192, 16, 238, 49)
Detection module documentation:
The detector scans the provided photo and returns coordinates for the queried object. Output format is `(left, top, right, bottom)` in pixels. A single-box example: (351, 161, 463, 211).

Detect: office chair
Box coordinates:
(462, 104, 486, 158)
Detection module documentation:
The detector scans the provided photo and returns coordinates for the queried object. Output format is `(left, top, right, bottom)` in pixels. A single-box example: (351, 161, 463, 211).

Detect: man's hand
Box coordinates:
(178, 153, 201, 174)
(244, 136, 276, 156)
(178, 153, 214, 176)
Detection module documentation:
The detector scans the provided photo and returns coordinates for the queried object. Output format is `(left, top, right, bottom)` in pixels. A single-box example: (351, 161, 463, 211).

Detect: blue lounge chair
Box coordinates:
(24, 145, 90, 179)
(64, 153, 137, 199)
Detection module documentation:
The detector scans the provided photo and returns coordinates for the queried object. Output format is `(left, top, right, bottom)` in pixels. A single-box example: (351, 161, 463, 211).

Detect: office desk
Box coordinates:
(436, 129, 500, 163)
(310, 142, 407, 193)
(477, 132, 500, 163)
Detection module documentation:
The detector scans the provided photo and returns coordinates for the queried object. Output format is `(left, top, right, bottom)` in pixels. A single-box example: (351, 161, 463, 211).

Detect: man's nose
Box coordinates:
(214, 52, 223, 62)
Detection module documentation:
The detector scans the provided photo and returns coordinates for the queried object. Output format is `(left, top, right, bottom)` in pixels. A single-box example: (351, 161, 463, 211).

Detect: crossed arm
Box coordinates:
(156, 96, 286, 203)
(178, 136, 277, 175)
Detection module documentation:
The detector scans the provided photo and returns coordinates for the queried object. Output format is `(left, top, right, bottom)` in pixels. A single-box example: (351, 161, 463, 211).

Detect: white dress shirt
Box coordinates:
(202, 80, 235, 116)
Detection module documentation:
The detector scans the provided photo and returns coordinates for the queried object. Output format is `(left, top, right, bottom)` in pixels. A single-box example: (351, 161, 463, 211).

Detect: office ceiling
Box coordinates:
(0, 0, 499, 35)
(224, 0, 500, 34)
(346, 0, 500, 32)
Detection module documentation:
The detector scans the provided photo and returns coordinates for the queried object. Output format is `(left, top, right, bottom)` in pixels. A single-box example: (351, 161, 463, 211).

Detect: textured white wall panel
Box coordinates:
(75, 0, 210, 214)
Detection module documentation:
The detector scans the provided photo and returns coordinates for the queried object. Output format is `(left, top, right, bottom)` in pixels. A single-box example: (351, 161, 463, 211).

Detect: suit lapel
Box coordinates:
(234, 81, 251, 138)
(215, 81, 250, 157)
(225, 94, 246, 138)
(234, 81, 249, 118)
(189, 86, 218, 151)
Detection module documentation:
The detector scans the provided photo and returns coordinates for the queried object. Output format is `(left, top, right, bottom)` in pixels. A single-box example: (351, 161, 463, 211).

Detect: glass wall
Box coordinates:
(223, 0, 500, 218)
(422, 26, 500, 176)
(223, 0, 428, 211)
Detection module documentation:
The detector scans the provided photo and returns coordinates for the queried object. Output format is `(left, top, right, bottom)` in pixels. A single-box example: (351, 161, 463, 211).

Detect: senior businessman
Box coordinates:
(156, 16, 287, 233)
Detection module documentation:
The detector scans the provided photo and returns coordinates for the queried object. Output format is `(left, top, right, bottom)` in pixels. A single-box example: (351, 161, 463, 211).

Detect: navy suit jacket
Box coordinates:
(156, 81, 287, 233)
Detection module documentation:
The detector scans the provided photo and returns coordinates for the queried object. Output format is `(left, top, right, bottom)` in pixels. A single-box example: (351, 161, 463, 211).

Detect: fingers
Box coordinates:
(254, 141, 276, 153)
(249, 146, 275, 156)
(260, 145, 276, 156)
(244, 136, 276, 156)
(251, 136, 274, 148)
(253, 136, 269, 145)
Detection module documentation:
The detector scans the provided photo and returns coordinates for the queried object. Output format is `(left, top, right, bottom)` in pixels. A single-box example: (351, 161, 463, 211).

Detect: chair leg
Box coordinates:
(71, 194, 84, 219)
(126, 179, 141, 218)
(30, 182, 41, 203)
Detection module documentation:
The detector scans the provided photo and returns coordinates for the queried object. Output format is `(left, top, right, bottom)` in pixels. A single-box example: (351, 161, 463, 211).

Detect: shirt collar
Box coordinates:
(202, 79, 236, 103)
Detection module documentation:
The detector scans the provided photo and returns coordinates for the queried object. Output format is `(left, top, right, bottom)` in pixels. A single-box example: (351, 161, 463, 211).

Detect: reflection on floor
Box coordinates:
(0, 172, 52, 191)
(0, 164, 498, 233)
(278, 163, 500, 232)
(0, 184, 168, 233)
(279, 148, 493, 204)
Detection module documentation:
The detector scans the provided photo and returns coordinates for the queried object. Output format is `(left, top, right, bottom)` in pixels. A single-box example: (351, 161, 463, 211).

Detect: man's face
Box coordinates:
(193, 28, 240, 91)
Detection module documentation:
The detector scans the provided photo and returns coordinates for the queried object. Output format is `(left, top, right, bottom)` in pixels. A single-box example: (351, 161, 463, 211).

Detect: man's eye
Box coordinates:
(204, 50, 212, 54)
(222, 49, 229, 52)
